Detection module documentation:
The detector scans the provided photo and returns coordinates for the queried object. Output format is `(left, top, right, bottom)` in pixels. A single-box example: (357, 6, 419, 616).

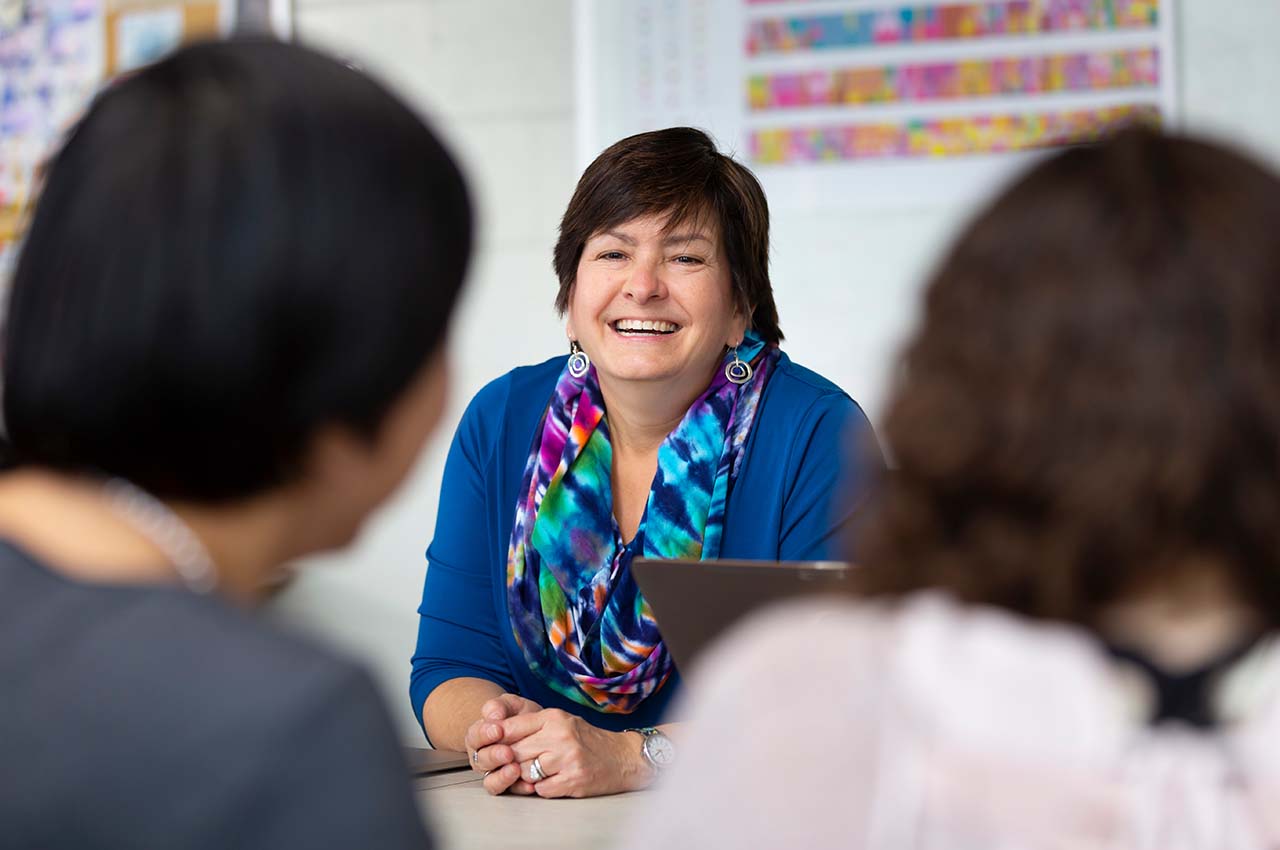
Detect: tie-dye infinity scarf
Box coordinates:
(506, 331, 779, 713)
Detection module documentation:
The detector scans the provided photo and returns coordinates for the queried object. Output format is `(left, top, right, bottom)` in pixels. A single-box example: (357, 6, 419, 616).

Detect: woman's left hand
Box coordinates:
(500, 709, 655, 798)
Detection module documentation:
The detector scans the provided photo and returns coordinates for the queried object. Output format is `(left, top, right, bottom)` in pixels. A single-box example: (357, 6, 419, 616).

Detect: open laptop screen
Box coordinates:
(631, 558, 852, 674)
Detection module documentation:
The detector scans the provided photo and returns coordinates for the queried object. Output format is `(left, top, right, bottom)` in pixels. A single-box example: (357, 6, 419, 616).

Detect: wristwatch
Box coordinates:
(629, 726, 676, 773)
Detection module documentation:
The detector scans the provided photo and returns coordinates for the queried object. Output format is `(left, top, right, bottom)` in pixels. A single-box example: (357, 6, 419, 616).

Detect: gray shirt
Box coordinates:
(0, 541, 431, 849)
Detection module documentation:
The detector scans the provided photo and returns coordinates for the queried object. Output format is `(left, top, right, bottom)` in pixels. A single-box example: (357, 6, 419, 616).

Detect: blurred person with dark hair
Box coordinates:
(0, 38, 471, 849)
(412, 127, 882, 798)
(620, 127, 1280, 848)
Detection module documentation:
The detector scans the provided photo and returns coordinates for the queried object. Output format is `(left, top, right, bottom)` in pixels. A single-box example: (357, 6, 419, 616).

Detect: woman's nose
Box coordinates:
(623, 262, 665, 302)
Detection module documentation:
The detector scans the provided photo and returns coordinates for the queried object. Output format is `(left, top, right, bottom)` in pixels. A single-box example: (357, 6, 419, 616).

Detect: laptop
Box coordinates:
(631, 558, 852, 673)
(403, 746, 470, 775)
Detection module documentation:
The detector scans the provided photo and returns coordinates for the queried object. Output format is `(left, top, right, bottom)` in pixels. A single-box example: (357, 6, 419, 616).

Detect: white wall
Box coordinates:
(269, 0, 1280, 742)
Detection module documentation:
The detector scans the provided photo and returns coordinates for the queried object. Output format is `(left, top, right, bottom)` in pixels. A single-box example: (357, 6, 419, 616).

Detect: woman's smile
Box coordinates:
(610, 318, 681, 337)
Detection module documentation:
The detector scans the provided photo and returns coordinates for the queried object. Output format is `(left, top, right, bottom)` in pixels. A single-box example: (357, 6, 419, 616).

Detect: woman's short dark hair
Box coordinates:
(2, 38, 472, 501)
(552, 127, 782, 343)
(856, 127, 1280, 627)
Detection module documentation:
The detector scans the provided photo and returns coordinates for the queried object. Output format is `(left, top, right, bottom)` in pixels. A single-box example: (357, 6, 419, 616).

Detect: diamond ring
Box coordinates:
(529, 756, 547, 782)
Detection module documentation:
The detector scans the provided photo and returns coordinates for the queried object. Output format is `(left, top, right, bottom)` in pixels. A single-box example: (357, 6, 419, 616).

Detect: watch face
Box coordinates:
(645, 733, 676, 767)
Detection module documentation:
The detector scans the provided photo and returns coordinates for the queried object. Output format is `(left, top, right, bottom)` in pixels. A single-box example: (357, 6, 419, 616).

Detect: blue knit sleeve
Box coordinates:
(409, 381, 519, 738)
(777, 392, 883, 561)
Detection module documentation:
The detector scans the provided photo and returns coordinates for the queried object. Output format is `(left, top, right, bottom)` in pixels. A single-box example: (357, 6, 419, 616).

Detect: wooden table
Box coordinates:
(415, 770, 644, 850)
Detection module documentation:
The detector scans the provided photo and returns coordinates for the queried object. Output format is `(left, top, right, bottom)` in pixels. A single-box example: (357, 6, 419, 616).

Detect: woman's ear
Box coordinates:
(563, 279, 578, 333)
(729, 305, 752, 346)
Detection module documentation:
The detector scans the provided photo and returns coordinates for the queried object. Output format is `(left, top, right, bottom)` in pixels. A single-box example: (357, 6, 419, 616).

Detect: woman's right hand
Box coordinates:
(465, 693, 543, 795)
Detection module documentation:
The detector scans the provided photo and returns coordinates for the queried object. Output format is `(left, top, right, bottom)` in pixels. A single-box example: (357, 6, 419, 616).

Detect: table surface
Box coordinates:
(415, 769, 643, 850)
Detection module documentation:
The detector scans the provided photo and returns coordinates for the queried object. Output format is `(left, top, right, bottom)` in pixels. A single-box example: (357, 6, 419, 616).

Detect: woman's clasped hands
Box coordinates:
(464, 694, 655, 798)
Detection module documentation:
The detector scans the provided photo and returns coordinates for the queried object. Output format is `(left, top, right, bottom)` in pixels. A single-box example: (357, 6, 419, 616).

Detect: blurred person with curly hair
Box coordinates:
(624, 127, 1280, 849)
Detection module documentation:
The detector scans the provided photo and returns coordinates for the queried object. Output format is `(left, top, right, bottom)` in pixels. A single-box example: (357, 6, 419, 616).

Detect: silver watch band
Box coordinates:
(628, 726, 672, 772)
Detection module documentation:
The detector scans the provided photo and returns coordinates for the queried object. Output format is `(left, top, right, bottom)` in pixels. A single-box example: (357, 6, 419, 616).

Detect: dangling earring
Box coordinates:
(568, 340, 591, 378)
(724, 344, 752, 385)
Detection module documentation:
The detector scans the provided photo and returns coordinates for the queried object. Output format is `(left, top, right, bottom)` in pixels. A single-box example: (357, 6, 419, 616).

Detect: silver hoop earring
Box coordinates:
(724, 346, 752, 385)
(568, 341, 591, 378)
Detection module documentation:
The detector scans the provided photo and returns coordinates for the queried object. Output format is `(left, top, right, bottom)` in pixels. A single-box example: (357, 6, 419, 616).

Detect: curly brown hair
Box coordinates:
(855, 127, 1280, 627)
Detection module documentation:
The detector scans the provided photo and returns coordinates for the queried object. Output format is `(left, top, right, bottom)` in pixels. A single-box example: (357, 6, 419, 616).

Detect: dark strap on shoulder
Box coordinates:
(1105, 634, 1264, 728)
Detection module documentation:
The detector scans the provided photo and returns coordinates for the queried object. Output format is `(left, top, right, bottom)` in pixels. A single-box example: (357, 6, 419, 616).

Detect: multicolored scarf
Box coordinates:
(506, 331, 779, 713)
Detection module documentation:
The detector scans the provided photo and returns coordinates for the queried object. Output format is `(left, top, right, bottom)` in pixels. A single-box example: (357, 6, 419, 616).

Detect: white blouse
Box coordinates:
(621, 592, 1280, 850)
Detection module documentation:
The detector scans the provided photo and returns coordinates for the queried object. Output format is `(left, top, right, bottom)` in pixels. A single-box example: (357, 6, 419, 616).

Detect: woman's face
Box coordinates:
(567, 213, 747, 395)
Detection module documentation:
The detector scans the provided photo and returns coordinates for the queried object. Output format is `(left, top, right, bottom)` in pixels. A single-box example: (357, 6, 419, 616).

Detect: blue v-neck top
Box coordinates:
(410, 353, 881, 736)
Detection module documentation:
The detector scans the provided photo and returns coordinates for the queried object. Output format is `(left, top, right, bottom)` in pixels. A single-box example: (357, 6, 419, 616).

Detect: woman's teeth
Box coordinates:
(613, 319, 678, 334)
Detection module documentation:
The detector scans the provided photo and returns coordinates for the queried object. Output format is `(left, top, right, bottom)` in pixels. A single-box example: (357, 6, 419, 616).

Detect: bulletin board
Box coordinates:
(0, 0, 263, 275)
(575, 0, 1177, 210)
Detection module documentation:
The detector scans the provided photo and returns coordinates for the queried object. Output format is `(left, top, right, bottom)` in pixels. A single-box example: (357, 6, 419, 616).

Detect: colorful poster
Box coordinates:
(0, 0, 271, 276)
(575, 0, 1176, 208)
(1, 0, 105, 273)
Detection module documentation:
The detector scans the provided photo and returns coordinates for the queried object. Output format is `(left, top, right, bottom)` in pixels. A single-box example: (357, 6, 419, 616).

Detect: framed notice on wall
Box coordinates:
(575, 0, 1177, 210)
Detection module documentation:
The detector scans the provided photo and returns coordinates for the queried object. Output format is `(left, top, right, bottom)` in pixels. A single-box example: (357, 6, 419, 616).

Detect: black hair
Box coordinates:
(2, 38, 472, 501)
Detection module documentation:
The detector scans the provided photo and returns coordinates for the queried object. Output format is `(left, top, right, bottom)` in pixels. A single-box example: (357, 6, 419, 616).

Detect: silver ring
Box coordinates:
(529, 756, 546, 782)
(471, 750, 479, 765)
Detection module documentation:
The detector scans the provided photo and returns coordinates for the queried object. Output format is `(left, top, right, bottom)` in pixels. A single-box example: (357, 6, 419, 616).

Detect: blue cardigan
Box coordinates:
(410, 353, 880, 735)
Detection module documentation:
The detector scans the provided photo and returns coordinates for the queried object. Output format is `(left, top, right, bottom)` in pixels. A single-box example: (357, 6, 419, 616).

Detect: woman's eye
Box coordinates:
(598, 251, 626, 261)
(672, 255, 703, 265)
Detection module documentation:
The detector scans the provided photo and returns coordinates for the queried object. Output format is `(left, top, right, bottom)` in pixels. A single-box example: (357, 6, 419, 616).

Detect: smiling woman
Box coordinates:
(410, 127, 883, 799)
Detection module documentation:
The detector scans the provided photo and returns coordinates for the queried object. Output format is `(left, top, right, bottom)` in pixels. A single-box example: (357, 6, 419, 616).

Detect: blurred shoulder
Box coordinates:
(692, 591, 1140, 754)
(14, 581, 418, 847)
(697, 590, 1112, 691)
(107, 592, 407, 811)
(136, 590, 379, 718)
(1, 566, 394, 782)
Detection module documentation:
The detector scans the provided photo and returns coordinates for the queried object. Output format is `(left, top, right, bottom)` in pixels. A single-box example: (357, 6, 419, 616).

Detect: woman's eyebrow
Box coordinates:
(663, 233, 713, 247)
(599, 230, 637, 245)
